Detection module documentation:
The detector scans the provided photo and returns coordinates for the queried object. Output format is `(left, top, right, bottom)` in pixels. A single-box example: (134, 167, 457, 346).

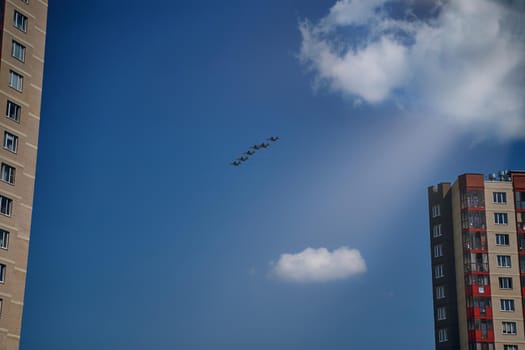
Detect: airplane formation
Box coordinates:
(230, 136, 279, 166)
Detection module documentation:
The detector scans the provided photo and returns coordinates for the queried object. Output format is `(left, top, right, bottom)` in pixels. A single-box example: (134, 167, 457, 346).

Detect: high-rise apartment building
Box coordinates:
(428, 171, 525, 350)
(0, 0, 47, 349)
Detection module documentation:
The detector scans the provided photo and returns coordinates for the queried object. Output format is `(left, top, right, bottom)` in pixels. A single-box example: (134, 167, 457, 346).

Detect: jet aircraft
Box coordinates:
(231, 137, 280, 167)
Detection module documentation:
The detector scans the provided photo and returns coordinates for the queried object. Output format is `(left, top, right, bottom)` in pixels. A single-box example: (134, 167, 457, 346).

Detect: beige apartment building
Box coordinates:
(0, 0, 47, 349)
(429, 171, 525, 350)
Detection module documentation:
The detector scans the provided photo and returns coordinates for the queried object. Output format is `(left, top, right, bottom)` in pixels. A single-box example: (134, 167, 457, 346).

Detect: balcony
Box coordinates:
(468, 329, 494, 342)
(467, 306, 493, 318)
(466, 285, 491, 297)
(465, 263, 489, 273)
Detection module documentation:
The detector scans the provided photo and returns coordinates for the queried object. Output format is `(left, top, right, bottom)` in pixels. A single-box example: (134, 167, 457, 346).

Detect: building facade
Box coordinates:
(0, 0, 47, 349)
(429, 171, 525, 350)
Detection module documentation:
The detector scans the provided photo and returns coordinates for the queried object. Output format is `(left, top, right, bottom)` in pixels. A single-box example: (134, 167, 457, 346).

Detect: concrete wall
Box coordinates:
(0, 0, 47, 348)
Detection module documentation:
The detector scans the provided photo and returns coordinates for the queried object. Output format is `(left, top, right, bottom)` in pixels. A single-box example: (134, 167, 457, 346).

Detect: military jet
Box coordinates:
(259, 143, 270, 148)
(230, 161, 242, 166)
(250, 144, 261, 150)
(237, 156, 249, 162)
(267, 136, 279, 142)
(244, 150, 256, 156)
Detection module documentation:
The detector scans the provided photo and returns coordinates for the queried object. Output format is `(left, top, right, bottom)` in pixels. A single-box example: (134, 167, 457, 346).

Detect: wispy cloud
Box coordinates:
(271, 247, 366, 282)
(299, 0, 525, 140)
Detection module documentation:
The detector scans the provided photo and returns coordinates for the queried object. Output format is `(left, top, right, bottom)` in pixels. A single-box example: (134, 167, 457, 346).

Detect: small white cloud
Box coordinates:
(271, 247, 366, 282)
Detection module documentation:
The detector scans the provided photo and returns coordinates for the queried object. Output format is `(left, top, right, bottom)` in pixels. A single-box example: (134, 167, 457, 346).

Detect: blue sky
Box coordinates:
(20, 1, 525, 349)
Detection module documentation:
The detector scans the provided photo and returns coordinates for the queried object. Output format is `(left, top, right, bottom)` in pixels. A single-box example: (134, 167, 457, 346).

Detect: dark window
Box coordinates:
(438, 328, 448, 342)
(497, 255, 511, 267)
(6, 100, 21, 122)
(502, 321, 517, 334)
(493, 192, 507, 203)
(499, 277, 513, 289)
(0, 195, 12, 216)
(501, 299, 515, 311)
(436, 285, 445, 299)
(516, 192, 525, 209)
(496, 234, 510, 246)
(495, 213, 508, 225)
(13, 11, 27, 32)
(8, 70, 23, 91)
(519, 235, 525, 251)
(3, 131, 18, 153)
(433, 224, 442, 238)
(0, 229, 8, 249)
(1, 163, 15, 184)
(0, 264, 5, 283)
(517, 212, 525, 231)
(11, 40, 25, 62)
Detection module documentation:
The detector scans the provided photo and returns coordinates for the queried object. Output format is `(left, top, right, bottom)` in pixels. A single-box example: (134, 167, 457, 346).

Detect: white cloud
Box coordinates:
(299, 0, 525, 140)
(321, 0, 385, 28)
(271, 247, 366, 282)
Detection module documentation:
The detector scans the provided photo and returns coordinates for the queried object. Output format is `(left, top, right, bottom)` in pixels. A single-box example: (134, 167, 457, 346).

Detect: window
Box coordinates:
(13, 11, 27, 32)
(432, 205, 441, 218)
(0, 264, 5, 283)
(504, 345, 518, 350)
(494, 192, 507, 204)
(465, 252, 489, 272)
(495, 213, 509, 225)
(434, 244, 443, 258)
(465, 276, 489, 294)
(436, 286, 445, 299)
(11, 40, 25, 62)
(435, 264, 444, 278)
(517, 191, 525, 210)
(0, 195, 13, 216)
(6, 100, 21, 122)
(1, 163, 15, 184)
(437, 306, 446, 320)
(462, 210, 486, 229)
(466, 274, 489, 286)
(496, 234, 510, 246)
(501, 299, 515, 312)
(3, 132, 18, 153)
(438, 328, 448, 342)
(0, 229, 8, 250)
(502, 322, 517, 335)
(464, 231, 487, 250)
(498, 255, 512, 267)
(462, 189, 485, 208)
(433, 224, 442, 238)
(500, 277, 513, 289)
(8, 70, 23, 92)
(519, 212, 525, 231)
